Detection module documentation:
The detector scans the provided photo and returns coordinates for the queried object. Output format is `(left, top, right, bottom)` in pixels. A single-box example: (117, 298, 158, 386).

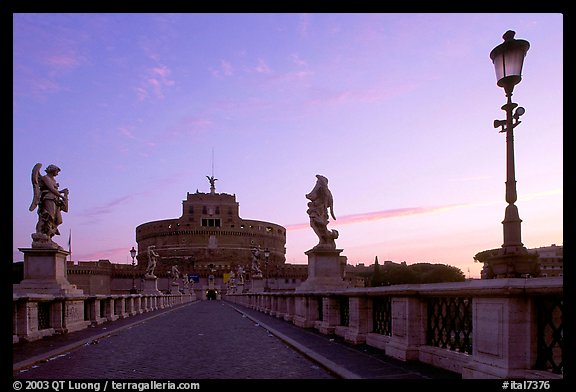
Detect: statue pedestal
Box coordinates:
(142, 277, 161, 294)
(250, 277, 265, 293)
(236, 283, 245, 293)
(14, 248, 84, 296)
(296, 248, 348, 292)
(169, 282, 180, 294)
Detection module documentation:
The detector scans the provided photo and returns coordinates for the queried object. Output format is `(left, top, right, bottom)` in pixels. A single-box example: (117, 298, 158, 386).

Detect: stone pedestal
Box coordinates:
(14, 248, 83, 296)
(250, 277, 264, 293)
(142, 277, 161, 294)
(169, 282, 180, 294)
(296, 248, 348, 292)
(236, 283, 245, 294)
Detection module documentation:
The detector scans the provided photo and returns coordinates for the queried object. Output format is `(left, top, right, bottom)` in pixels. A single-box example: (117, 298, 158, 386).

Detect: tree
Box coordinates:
(378, 261, 465, 285)
(370, 256, 384, 286)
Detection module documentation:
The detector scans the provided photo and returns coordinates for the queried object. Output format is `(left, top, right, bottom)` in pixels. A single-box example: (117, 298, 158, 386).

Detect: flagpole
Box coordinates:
(68, 229, 72, 262)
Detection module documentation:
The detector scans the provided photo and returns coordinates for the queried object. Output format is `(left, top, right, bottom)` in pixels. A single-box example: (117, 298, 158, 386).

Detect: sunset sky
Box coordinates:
(12, 13, 563, 278)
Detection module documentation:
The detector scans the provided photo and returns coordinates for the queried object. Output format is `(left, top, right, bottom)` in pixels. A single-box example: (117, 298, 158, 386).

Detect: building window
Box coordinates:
(202, 218, 221, 227)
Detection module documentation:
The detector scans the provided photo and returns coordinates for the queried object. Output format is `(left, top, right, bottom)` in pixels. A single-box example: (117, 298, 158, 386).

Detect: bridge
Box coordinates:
(13, 277, 563, 381)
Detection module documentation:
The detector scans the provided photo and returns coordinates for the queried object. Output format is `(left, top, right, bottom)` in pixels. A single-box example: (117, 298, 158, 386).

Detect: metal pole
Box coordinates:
(501, 89, 523, 252)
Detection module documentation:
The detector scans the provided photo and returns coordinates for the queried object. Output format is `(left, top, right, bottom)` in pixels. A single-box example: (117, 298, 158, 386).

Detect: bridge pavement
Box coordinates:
(13, 299, 460, 380)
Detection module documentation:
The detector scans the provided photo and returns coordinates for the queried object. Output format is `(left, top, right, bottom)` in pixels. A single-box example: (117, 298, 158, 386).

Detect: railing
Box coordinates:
(13, 292, 196, 344)
(535, 295, 563, 374)
(426, 296, 472, 354)
(372, 296, 391, 336)
(225, 277, 563, 379)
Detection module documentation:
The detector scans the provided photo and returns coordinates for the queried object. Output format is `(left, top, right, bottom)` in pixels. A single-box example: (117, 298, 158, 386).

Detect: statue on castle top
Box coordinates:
(29, 163, 69, 249)
(207, 175, 218, 193)
(306, 174, 339, 250)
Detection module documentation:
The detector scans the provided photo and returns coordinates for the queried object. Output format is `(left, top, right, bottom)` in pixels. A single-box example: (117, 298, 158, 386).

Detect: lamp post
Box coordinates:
(485, 30, 538, 278)
(130, 246, 138, 294)
(264, 247, 270, 292)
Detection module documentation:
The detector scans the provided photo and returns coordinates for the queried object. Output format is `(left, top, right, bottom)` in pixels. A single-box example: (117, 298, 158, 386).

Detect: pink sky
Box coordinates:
(13, 13, 563, 278)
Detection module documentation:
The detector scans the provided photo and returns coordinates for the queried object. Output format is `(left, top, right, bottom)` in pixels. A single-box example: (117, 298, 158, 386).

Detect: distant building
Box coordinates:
(477, 244, 563, 278)
(529, 244, 563, 277)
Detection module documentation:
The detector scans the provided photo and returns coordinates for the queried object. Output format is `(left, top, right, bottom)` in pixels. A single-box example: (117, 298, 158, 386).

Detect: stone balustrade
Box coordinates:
(13, 292, 195, 344)
(225, 277, 563, 379)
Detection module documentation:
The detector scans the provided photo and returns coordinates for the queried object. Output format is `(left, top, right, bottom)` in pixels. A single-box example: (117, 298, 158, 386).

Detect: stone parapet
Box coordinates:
(224, 277, 563, 379)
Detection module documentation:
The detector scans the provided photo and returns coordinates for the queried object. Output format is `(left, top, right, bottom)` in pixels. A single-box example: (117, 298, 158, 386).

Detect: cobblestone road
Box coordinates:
(14, 301, 334, 379)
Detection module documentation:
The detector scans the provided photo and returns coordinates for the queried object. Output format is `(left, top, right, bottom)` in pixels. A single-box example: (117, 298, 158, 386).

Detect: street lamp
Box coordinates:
(130, 246, 138, 294)
(485, 30, 538, 278)
(264, 247, 270, 292)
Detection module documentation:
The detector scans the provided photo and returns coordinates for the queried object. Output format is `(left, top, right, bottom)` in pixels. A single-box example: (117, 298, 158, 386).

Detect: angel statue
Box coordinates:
(306, 174, 339, 249)
(207, 175, 218, 194)
(251, 247, 263, 278)
(29, 163, 69, 249)
(171, 264, 180, 282)
(145, 245, 160, 279)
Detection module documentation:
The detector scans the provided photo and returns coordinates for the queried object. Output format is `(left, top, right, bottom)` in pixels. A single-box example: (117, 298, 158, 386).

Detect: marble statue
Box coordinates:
(306, 174, 339, 249)
(171, 264, 180, 282)
(251, 248, 263, 277)
(29, 163, 69, 249)
(145, 245, 160, 278)
(237, 266, 245, 285)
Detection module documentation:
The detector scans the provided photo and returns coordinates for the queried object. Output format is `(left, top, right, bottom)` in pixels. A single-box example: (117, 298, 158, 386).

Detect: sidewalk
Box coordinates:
(226, 302, 461, 380)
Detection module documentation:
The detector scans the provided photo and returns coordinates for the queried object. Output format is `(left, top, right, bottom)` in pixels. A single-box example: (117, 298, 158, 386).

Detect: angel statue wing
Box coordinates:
(29, 163, 42, 212)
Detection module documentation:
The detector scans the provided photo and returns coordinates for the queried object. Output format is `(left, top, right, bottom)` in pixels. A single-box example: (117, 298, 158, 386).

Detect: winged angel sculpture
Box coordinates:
(29, 163, 69, 249)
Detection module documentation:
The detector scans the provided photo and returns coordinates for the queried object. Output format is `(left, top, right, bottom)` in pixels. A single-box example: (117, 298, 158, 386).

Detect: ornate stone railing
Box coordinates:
(13, 292, 195, 344)
(225, 277, 563, 379)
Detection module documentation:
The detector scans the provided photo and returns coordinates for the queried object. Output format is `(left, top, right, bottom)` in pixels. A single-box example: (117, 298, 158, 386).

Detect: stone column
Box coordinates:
(385, 297, 426, 361)
(317, 296, 339, 335)
(284, 296, 295, 322)
(345, 296, 372, 344)
(293, 295, 319, 328)
(462, 297, 536, 378)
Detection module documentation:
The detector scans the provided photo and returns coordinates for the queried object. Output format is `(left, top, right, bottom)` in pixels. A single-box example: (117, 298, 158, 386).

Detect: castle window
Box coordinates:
(266, 226, 273, 233)
(202, 206, 207, 214)
(202, 218, 221, 227)
(215, 207, 220, 214)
